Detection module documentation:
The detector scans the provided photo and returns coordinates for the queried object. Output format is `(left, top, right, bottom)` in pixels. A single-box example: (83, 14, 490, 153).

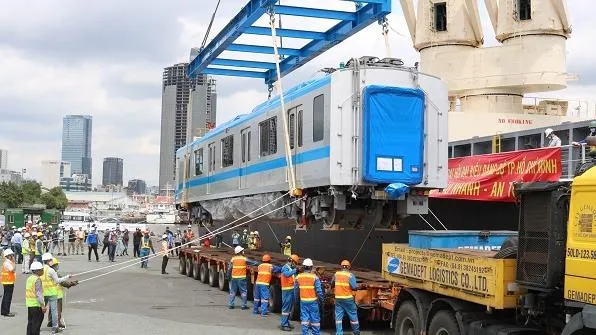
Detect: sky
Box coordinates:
(0, 0, 594, 186)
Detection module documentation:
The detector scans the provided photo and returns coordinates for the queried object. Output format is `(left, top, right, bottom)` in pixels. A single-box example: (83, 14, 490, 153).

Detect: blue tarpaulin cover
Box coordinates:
(384, 183, 409, 200)
(362, 85, 425, 185)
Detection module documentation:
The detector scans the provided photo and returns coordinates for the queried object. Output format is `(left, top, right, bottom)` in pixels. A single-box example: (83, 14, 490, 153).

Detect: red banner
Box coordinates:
(430, 147, 562, 202)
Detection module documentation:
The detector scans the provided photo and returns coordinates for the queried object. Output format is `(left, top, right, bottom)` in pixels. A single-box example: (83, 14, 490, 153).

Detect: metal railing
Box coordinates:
(560, 144, 591, 179)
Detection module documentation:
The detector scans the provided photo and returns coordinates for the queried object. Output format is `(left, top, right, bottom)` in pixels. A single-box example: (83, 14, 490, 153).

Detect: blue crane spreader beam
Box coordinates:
(187, 0, 392, 85)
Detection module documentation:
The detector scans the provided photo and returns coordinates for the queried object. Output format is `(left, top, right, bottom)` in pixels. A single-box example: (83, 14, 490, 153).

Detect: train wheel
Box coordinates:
(200, 263, 209, 283)
(218, 269, 229, 291)
(179, 257, 186, 275)
(185, 258, 193, 277)
(208, 265, 218, 287)
(193, 261, 200, 280)
(394, 301, 420, 335)
(269, 284, 282, 313)
(428, 310, 460, 335)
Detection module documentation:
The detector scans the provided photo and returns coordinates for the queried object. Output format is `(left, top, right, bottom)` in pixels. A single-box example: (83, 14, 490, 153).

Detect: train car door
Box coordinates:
(287, 106, 302, 184)
(240, 127, 251, 189)
(207, 142, 215, 194)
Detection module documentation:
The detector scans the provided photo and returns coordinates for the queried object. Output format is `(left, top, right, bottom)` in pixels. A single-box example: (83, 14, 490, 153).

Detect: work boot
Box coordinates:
(2, 313, 15, 317)
(228, 305, 235, 310)
(241, 306, 249, 310)
(279, 326, 292, 332)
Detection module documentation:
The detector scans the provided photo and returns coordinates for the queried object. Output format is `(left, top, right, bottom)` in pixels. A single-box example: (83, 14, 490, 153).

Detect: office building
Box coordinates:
(158, 62, 216, 195)
(41, 160, 71, 188)
(102, 157, 123, 186)
(61, 115, 93, 181)
(0, 169, 22, 185)
(0, 149, 7, 170)
(127, 179, 147, 195)
(60, 174, 92, 192)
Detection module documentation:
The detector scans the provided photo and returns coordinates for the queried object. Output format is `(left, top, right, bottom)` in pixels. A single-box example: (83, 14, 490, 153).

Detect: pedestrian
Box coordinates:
(51, 258, 78, 330)
(22, 232, 32, 274)
(116, 230, 125, 256)
(67, 228, 76, 255)
(254, 231, 262, 250)
(86, 227, 99, 262)
(227, 246, 258, 310)
(50, 229, 59, 255)
(253, 254, 282, 316)
(174, 229, 182, 256)
(231, 230, 240, 247)
(240, 229, 249, 249)
(10, 228, 23, 264)
(26, 261, 47, 335)
(280, 236, 292, 256)
(215, 233, 223, 249)
(161, 234, 169, 275)
(40, 253, 71, 333)
(35, 233, 44, 263)
(57, 225, 66, 256)
(280, 254, 299, 331)
(108, 228, 117, 262)
(101, 230, 110, 255)
(133, 228, 142, 258)
(294, 258, 324, 335)
(122, 229, 129, 256)
(75, 227, 85, 255)
(185, 225, 195, 243)
(544, 128, 562, 147)
(332, 260, 360, 335)
(139, 231, 154, 268)
(1, 249, 17, 317)
(248, 232, 256, 250)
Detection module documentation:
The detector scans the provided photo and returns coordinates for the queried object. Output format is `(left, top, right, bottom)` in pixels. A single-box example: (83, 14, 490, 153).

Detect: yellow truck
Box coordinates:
(382, 161, 596, 334)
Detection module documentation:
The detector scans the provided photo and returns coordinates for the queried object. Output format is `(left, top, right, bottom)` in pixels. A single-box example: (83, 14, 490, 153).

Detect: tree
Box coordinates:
(21, 180, 42, 205)
(0, 182, 25, 208)
(41, 187, 68, 211)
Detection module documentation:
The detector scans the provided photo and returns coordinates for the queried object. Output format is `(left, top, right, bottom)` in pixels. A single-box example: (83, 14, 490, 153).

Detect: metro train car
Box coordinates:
(175, 57, 448, 230)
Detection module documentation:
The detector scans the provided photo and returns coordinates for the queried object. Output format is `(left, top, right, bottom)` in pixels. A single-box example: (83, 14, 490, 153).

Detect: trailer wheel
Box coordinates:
(185, 257, 193, 277)
(193, 261, 200, 280)
(394, 301, 420, 335)
(179, 257, 186, 275)
(428, 310, 461, 335)
(208, 265, 218, 287)
(269, 284, 282, 313)
(218, 269, 229, 291)
(246, 276, 254, 300)
(200, 262, 209, 283)
(290, 298, 300, 321)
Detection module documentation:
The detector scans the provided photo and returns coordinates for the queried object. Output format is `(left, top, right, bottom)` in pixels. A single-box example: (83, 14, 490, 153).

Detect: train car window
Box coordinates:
(259, 117, 278, 156)
(247, 131, 252, 161)
(241, 132, 246, 163)
(297, 109, 303, 147)
(221, 135, 234, 168)
(194, 148, 204, 175)
(313, 94, 324, 142)
(289, 112, 295, 149)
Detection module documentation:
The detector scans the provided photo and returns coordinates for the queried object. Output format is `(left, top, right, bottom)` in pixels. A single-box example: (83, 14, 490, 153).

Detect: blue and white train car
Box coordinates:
(176, 57, 448, 230)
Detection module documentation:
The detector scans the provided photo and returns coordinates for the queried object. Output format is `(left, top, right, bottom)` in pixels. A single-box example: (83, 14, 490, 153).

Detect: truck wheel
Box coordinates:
(218, 269, 229, 291)
(179, 257, 186, 275)
(193, 261, 200, 280)
(269, 285, 282, 313)
(394, 301, 420, 335)
(428, 310, 460, 335)
(185, 258, 193, 277)
(290, 299, 300, 321)
(208, 265, 218, 287)
(246, 277, 254, 300)
(200, 263, 209, 283)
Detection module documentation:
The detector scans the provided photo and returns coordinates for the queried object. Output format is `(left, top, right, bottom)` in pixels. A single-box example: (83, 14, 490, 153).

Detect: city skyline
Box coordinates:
(61, 114, 93, 180)
(102, 156, 124, 186)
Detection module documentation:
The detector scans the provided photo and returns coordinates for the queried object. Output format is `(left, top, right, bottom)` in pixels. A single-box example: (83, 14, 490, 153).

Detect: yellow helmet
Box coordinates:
(52, 258, 60, 265)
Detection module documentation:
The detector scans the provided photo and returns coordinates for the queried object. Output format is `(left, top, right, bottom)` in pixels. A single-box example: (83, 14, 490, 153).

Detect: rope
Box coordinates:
(350, 222, 376, 265)
(201, 0, 222, 50)
(428, 208, 448, 230)
(268, 9, 297, 195)
(380, 18, 391, 58)
(199, 221, 232, 249)
(418, 214, 437, 231)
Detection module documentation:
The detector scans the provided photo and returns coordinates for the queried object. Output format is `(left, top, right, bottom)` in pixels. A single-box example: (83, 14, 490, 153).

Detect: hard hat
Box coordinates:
(262, 254, 271, 262)
(243, 229, 248, 233)
(11, 225, 16, 229)
(254, 231, 259, 235)
(545, 128, 553, 136)
(162, 234, 168, 239)
(42, 253, 53, 261)
(37, 232, 43, 237)
(18, 227, 23, 231)
(30, 262, 43, 271)
(3, 249, 14, 257)
(24, 232, 30, 238)
(53, 258, 60, 265)
(286, 236, 291, 240)
(250, 232, 255, 235)
(290, 254, 299, 263)
(187, 224, 192, 228)
(234, 246, 244, 254)
(341, 260, 351, 268)
(302, 258, 313, 267)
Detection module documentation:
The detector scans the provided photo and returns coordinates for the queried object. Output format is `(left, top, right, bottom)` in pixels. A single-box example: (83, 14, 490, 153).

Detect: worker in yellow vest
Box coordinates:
(22, 232, 31, 274)
(332, 260, 360, 335)
(253, 254, 282, 316)
(41, 253, 71, 333)
(280, 236, 292, 256)
(1, 249, 17, 317)
(34, 232, 44, 263)
(50, 257, 78, 330)
(294, 258, 324, 335)
(227, 246, 258, 310)
(26, 261, 46, 335)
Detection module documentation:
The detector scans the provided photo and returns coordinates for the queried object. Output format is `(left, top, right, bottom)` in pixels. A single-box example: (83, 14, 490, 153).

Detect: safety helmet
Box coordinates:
(254, 231, 259, 235)
(37, 232, 43, 237)
(250, 232, 255, 235)
(234, 246, 244, 254)
(24, 232, 30, 238)
(341, 260, 351, 268)
(18, 227, 23, 231)
(262, 254, 271, 262)
(286, 236, 291, 240)
(30, 262, 43, 271)
(290, 254, 299, 263)
(3, 249, 14, 257)
(53, 258, 60, 265)
(243, 229, 248, 233)
(162, 234, 168, 239)
(187, 224, 192, 228)
(42, 253, 53, 261)
(545, 128, 553, 136)
(302, 258, 313, 267)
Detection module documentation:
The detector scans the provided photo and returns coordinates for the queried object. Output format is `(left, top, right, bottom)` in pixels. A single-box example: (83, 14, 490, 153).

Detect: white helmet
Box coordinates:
(286, 236, 291, 240)
(162, 234, 168, 239)
(243, 229, 248, 233)
(3, 249, 14, 257)
(254, 231, 259, 235)
(545, 128, 554, 136)
(24, 232, 30, 238)
(187, 224, 192, 228)
(30, 262, 43, 271)
(234, 246, 244, 254)
(302, 258, 313, 267)
(42, 253, 53, 261)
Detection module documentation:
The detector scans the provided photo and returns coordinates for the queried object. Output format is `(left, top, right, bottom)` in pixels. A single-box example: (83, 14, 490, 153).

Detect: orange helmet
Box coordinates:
(341, 260, 351, 268)
(290, 254, 299, 264)
(262, 254, 271, 262)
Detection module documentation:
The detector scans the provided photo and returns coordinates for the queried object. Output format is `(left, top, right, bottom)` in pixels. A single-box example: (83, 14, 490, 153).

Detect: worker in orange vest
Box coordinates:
(253, 254, 282, 316)
(1, 249, 17, 317)
(294, 258, 324, 335)
(280, 254, 300, 331)
(332, 260, 360, 335)
(227, 246, 258, 310)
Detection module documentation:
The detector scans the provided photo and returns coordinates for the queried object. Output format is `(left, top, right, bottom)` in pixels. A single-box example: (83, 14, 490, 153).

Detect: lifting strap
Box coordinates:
(380, 18, 391, 58)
